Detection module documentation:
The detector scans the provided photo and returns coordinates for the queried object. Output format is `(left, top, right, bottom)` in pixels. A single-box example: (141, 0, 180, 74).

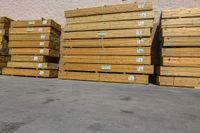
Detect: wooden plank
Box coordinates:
(159, 66, 200, 77)
(162, 8, 200, 18)
(9, 41, 59, 50)
(163, 27, 200, 37)
(164, 37, 200, 47)
(162, 48, 200, 57)
(0, 55, 10, 62)
(65, 20, 154, 31)
(63, 47, 151, 56)
(7, 62, 58, 69)
(65, 2, 153, 18)
(9, 48, 59, 57)
(11, 19, 61, 31)
(59, 71, 149, 84)
(162, 17, 200, 28)
(62, 56, 151, 65)
(63, 63, 153, 74)
(63, 38, 152, 48)
(2, 68, 58, 77)
(162, 57, 200, 67)
(157, 76, 200, 88)
(9, 34, 58, 41)
(67, 11, 154, 24)
(63, 29, 151, 39)
(0, 63, 7, 67)
(11, 55, 58, 63)
(9, 27, 59, 35)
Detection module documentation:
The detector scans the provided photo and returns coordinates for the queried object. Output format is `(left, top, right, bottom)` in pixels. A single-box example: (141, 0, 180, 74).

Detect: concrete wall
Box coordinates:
(0, 0, 200, 27)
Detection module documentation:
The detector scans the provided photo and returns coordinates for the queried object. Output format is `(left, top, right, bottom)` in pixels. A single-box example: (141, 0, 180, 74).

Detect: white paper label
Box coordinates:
(137, 21, 145, 26)
(28, 21, 35, 25)
(137, 39, 144, 45)
(137, 57, 144, 63)
(39, 71, 44, 75)
(137, 48, 144, 54)
(40, 34, 46, 39)
(38, 63, 43, 68)
(101, 64, 111, 70)
(139, 12, 147, 18)
(138, 3, 145, 9)
(42, 20, 48, 25)
(38, 28, 43, 32)
(98, 31, 106, 36)
(137, 66, 144, 72)
(39, 49, 44, 54)
(128, 75, 135, 81)
(27, 28, 33, 32)
(39, 42, 45, 46)
(136, 30, 144, 35)
(33, 56, 39, 61)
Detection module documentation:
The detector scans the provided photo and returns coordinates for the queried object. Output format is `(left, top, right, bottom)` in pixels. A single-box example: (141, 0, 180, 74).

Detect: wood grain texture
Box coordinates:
(164, 37, 200, 47)
(65, 2, 153, 18)
(11, 55, 58, 62)
(7, 62, 58, 69)
(9, 34, 57, 41)
(162, 48, 200, 57)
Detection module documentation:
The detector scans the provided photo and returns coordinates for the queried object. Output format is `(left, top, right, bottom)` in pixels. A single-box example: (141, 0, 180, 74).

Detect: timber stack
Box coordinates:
(157, 7, 200, 88)
(2, 19, 61, 77)
(59, 2, 158, 84)
(0, 17, 12, 74)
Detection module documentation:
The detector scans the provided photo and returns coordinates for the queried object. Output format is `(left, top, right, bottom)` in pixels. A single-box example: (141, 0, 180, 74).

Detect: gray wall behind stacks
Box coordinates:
(0, 0, 200, 26)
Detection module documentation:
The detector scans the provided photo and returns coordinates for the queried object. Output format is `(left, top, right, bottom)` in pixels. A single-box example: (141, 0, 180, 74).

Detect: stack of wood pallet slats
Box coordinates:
(2, 19, 61, 77)
(0, 17, 12, 74)
(59, 2, 156, 84)
(157, 7, 200, 88)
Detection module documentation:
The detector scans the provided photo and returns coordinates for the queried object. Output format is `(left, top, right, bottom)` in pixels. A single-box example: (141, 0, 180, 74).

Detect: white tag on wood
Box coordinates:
(39, 71, 44, 75)
(101, 64, 111, 70)
(98, 31, 106, 37)
(136, 30, 144, 35)
(28, 21, 35, 25)
(137, 57, 144, 63)
(138, 3, 145, 9)
(42, 20, 48, 25)
(137, 48, 144, 54)
(40, 34, 46, 39)
(137, 21, 145, 26)
(38, 63, 43, 68)
(38, 28, 44, 32)
(39, 42, 45, 46)
(33, 56, 39, 61)
(128, 75, 135, 81)
(137, 39, 144, 45)
(137, 66, 144, 72)
(27, 28, 33, 32)
(139, 12, 147, 18)
(39, 49, 44, 54)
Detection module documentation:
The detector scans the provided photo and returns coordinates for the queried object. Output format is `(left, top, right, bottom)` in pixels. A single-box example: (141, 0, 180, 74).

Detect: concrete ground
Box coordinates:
(0, 76, 200, 133)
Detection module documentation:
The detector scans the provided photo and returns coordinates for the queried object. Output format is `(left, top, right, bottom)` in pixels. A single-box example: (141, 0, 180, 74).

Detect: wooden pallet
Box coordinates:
(157, 76, 200, 88)
(11, 55, 58, 63)
(63, 38, 152, 48)
(59, 71, 149, 84)
(3, 68, 58, 77)
(62, 47, 151, 56)
(65, 2, 153, 18)
(162, 47, 200, 57)
(162, 57, 200, 67)
(9, 48, 59, 57)
(7, 62, 58, 69)
(9, 41, 59, 50)
(11, 19, 61, 31)
(158, 66, 200, 77)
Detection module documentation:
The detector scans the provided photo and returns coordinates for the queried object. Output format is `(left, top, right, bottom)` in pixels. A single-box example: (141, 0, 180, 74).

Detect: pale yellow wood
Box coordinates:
(67, 11, 154, 24)
(63, 29, 151, 39)
(164, 37, 200, 46)
(9, 34, 53, 41)
(63, 38, 152, 47)
(11, 55, 57, 62)
(162, 48, 200, 57)
(65, 2, 153, 18)
(7, 62, 58, 69)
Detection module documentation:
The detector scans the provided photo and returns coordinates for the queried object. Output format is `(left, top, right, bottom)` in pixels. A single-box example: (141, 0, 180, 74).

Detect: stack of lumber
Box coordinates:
(0, 17, 12, 74)
(157, 7, 200, 88)
(2, 19, 61, 77)
(59, 2, 157, 84)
